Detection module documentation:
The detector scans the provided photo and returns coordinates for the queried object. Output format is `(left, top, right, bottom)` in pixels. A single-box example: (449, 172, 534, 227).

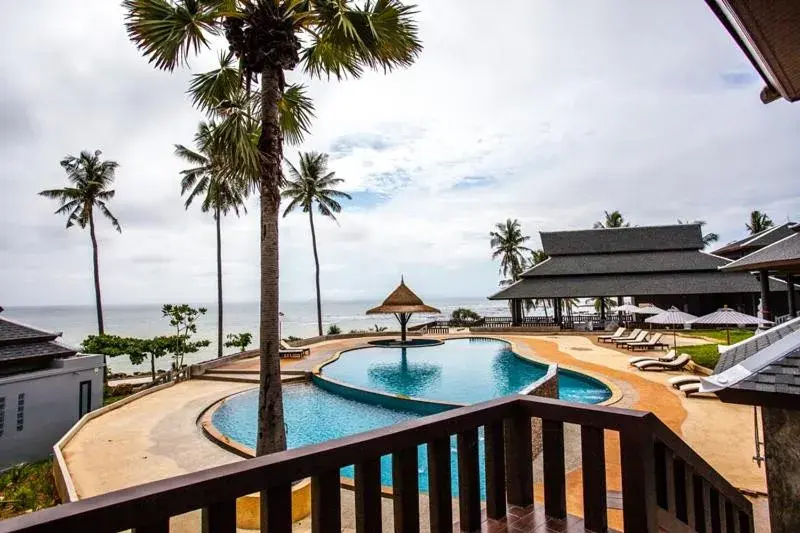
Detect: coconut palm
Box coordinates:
(593, 210, 630, 229)
(281, 152, 351, 336)
(176, 121, 248, 358)
(592, 297, 616, 313)
(746, 210, 774, 234)
(39, 150, 121, 335)
(123, 0, 421, 457)
(490, 219, 531, 280)
(678, 219, 719, 247)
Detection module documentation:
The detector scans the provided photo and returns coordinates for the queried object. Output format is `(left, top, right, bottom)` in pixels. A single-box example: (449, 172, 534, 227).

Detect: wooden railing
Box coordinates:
(0, 396, 753, 533)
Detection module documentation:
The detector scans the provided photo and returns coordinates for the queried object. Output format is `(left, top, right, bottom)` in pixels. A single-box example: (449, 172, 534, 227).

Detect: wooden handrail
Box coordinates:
(0, 396, 754, 533)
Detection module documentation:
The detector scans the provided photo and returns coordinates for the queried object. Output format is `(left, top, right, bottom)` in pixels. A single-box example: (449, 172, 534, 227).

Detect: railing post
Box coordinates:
(132, 521, 170, 533)
(393, 446, 420, 533)
(262, 484, 292, 533)
(355, 459, 382, 533)
(427, 437, 453, 533)
(504, 413, 533, 507)
(620, 422, 659, 532)
(542, 419, 566, 519)
(457, 429, 481, 531)
(580, 425, 607, 532)
(202, 500, 236, 533)
(484, 421, 506, 520)
(312, 469, 341, 533)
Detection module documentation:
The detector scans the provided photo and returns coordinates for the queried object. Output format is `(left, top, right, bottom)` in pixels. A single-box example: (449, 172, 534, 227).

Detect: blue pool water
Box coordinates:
(212, 385, 485, 495)
(322, 338, 611, 404)
(211, 338, 611, 497)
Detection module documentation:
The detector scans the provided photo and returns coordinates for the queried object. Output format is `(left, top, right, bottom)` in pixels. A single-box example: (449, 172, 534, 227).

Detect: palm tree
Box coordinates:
(490, 219, 531, 280)
(746, 210, 774, 234)
(678, 219, 719, 247)
(39, 151, 121, 335)
(593, 210, 630, 229)
(123, 0, 421, 457)
(176, 121, 248, 358)
(592, 297, 616, 313)
(281, 152, 351, 336)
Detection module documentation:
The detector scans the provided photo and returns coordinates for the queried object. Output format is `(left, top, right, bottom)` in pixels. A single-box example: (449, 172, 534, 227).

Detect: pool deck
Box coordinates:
(61, 333, 769, 532)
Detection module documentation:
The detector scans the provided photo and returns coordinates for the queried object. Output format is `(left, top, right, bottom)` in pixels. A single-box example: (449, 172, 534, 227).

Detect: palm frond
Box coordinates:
(97, 201, 122, 233)
(279, 84, 316, 145)
(122, 0, 223, 71)
(188, 50, 241, 112)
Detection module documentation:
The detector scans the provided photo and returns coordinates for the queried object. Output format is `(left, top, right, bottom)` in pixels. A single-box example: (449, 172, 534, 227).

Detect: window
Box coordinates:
(0, 397, 5, 437)
(16, 393, 24, 432)
(79, 381, 92, 418)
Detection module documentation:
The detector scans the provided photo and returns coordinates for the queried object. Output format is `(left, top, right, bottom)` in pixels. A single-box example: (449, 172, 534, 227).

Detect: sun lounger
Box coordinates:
(677, 382, 716, 398)
(625, 333, 667, 351)
(668, 375, 701, 389)
(613, 330, 647, 347)
(279, 340, 310, 358)
(633, 354, 691, 371)
(598, 327, 626, 343)
(629, 349, 678, 366)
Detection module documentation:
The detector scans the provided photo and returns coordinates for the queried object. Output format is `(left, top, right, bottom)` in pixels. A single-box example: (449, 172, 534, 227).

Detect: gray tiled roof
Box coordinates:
(0, 318, 58, 345)
(712, 222, 796, 257)
(521, 250, 727, 278)
(0, 315, 76, 364)
(0, 342, 76, 362)
(712, 319, 800, 396)
(541, 224, 703, 256)
(489, 270, 780, 300)
(720, 232, 800, 272)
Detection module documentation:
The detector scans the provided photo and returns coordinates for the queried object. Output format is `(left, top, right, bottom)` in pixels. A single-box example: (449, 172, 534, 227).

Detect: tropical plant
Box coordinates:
(282, 152, 351, 336)
(326, 324, 341, 335)
(161, 304, 210, 369)
(39, 150, 121, 335)
(593, 210, 630, 229)
(592, 297, 617, 313)
(490, 219, 531, 280)
(746, 210, 774, 234)
(531, 249, 548, 265)
(677, 219, 719, 247)
(372, 324, 388, 333)
(83, 334, 175, 381)
(224, 332, 254, 352)
(451, 308, 481, 325)
(123, 0, 421, 458)
(176, 121, 248, 358)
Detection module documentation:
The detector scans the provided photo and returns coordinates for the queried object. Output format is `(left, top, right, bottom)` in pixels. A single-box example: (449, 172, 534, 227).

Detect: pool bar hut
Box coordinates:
(490, 224, 790, 329)
(366, 278, 440, 343)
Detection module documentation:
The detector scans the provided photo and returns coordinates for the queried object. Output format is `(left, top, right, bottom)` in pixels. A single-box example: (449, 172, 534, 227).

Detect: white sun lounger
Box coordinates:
(629, 349, 678, 366)
(633, 354, 691, 371)
(598, 327, 626, 343)
(668, 375, 701, 389)
(614, 330, 647, 347)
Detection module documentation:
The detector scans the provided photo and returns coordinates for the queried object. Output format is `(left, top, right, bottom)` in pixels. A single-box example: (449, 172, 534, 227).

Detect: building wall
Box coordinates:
(0, 355, 103, 468)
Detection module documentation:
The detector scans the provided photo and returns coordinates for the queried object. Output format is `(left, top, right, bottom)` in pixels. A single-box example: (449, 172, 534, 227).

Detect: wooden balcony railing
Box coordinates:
(0, 396, 753, 533)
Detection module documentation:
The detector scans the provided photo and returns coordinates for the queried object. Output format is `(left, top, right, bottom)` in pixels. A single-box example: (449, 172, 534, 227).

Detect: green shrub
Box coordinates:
(327, 325, 341, 335)
(0, 460, 59, 518)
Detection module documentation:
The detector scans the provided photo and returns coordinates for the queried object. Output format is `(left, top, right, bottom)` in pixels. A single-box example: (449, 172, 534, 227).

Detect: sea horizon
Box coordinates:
(2, 297, 517, 374)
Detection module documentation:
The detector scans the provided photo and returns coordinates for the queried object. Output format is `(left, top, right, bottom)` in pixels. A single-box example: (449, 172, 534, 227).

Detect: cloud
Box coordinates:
(1, 0, 799, 307)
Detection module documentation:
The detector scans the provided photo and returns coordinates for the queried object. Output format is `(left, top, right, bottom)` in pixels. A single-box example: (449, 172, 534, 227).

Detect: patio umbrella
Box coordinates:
(610, 304, 641, 314)
(690, 307, 772, 345)
(645, 307, 698, 350)
(636, 305, 665, 315)
(366, 277, 441, 343)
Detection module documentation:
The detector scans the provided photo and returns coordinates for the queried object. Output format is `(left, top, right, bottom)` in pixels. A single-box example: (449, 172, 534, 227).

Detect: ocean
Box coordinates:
(2, 298, 514, 374)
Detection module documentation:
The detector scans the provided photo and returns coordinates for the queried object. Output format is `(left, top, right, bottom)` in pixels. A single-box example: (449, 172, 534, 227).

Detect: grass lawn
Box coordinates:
(681, 328, 755, 345)
(682, 344, 722, 370)
(0, 460, 59, 519)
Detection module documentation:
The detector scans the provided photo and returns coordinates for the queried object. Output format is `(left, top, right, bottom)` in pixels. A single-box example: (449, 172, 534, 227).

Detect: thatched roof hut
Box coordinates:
(367, 279, 440, 342)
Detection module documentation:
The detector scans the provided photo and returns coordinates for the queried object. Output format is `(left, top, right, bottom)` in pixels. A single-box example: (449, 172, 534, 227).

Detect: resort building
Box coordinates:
(713, 223, 797, 261)
(0, 308, 103, 467)
(489, 224, 793, 327)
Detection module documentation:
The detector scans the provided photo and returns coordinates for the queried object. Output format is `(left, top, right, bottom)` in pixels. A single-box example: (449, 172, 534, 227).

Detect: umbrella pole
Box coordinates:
(727, 327, 730, 346)
(674, 330, 677, 352)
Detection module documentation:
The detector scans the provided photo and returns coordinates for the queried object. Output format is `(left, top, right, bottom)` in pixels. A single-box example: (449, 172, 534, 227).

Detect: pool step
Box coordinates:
(196, 371, 308, 384)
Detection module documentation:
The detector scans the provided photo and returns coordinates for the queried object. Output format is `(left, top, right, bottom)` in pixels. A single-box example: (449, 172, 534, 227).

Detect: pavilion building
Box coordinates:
(489, 224, 793, 328)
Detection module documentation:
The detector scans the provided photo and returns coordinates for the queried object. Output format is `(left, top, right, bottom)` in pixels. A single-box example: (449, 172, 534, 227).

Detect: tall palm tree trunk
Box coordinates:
(308, 210, 323, 336)
(216, 208, 223, 358)
(256, 67, 287, 459)
(88, 212, 105, 335)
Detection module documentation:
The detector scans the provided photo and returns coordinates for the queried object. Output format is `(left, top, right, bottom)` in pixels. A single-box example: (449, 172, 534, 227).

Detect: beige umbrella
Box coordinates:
(366, 278, 441, 343)
(690, 307, 772, 345)
(645, 307, 698, 350)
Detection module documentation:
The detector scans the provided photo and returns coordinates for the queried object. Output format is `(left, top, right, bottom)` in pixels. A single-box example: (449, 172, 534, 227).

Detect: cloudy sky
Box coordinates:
(2, 1, 799, 307)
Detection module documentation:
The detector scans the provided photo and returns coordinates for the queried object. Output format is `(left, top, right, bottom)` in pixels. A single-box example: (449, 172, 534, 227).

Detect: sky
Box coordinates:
(1, 0, 799, 307)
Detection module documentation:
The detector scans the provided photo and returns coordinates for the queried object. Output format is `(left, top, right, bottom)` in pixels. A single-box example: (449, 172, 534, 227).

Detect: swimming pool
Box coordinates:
(320, 337, 611, 404)
(211, 384, 487, 496)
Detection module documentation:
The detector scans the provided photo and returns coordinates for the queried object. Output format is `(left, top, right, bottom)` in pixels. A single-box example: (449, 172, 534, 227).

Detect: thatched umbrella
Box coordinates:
(691, 307, 772, 345)
(366, 278, 441, 343)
